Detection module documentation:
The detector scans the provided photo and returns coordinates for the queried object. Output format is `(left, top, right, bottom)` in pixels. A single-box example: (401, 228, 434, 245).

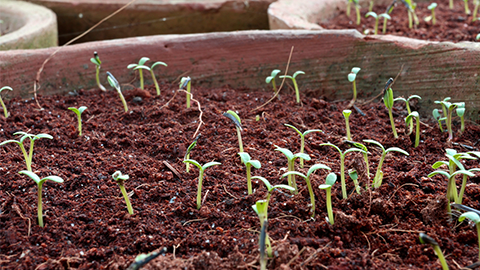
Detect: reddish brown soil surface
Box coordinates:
(1, 84, 480, 269)
(320, 0, 480, 42)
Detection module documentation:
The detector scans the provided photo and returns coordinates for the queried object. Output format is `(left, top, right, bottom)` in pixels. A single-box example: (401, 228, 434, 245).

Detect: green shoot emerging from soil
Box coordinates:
(149, 61, 167, 96)
(0, 132, 53, 172)
(403, 0, 419, 28)
(432, 109, 444, 132)
(428, 167, 474, 213)
(419, 233, 449, 270)
(265, 69, 281, 92)
(383, 79, 398, 138)
(394, 94, 421, 135)
(464, 0, 471, 14)
(425, 3, 438, 24)
(343, 110, 352, 140)
(365, 12, 391, 35)
(459, 212, 480, 260)
(279, 71, 305, 103)
(319, 172, 337, 225)
(90, 51, 106, 91)
(347, 67, 361, 104)
(405, 111, 420, 147)
(183, 159, 221, 209)
(435, 98, 463, 141)
(456, 102, 466, 134)
(223, 110, 243, 152)
(0, 86, 12, 118)
(354, 0, 361, 25)
(185, 134, 200, 173)
(281, 163, 331, 217)
(127, 57, 149, 90)
(275, 146, 311, 194)
(19, 170, 64, 227)
(347, 0, 353, 16)
(180, 76, 192, 108)
(68, 106, 87, 136)
(320, 143, 365, 199)
(474, 0, 480, 21)
(112, 171, 134, 215)
(106, 71, 128, 112)
(284, 124, 322, 168)
(239, 152, 261, 195)
(363, 139, 409, 188)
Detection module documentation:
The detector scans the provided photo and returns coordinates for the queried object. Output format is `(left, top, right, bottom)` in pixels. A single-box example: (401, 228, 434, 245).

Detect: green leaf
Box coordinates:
(428, 170, 451, 178)
(183, 159, 202, 170)
(281, 171, 306, 180)
(238, 152, 251, 164)
(349, 169, 358, 180)
(278, 75, 293, 80)
(408, 95, 422, 101)
(34, 134, 53, 140)
(252, 176, 272, 191)
(307, 163, 331, 177)
(432, 161, 448, 169)
(385, 147, 409, 156)
(0, 86, 13, 93)
(133, 65, 151, 71)
(319, 172, 337, 189)
(127, 64, 137, 69)
(343, 110, 352, 118)
(294, 153, 311, 161)
(107, 71, 120, 90)
(451, 170, 475, 178)
(275, 146, 294, 160)
(0, 139, 21, 146)
(19, 170, 41, 184)
(365, 11, 378, 18)
(252, 200, 268, 216)
(284, 124, 302, 136)
(112, 171, 129, 181)
(270, 69, 281, 77)
(202, 161, 221, 170)
(351, 67, 361, 74)
(363, 139, 385, 153)
(303, 129, 322, 136)
(344, 148, 366, 155)
(90, 58, 101, 66)
(432, 109, 441, 120)
(292, 71, 305, 78)
(446, 154, 465, 170)
(428, 3, 437, 9)
(78, 106, 88, 114)
(379, 13, 391, 20)
(347, 73, 356, 82)
(459, 211, 480, 224)
(248, 160, 261, 169)
(271, 184, 295, 192)
(151, 61, 167, 69)
(179, 76, 191, 89)
(42, 176, 64, 184)
(320, 143, 342, 155)
(224, 110, 242, 129)
(138, 57, 150, 66)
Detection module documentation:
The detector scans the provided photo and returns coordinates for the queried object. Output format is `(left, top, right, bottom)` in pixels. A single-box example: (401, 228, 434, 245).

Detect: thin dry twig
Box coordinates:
(33, 0, 139, 109)
(223, 184, 239, 200)
(163, 160, 182, 179)
(300, 242, 331, 268)
(12, 202, 31, 237)
(202, 190, 209, 207)
(285, 246, 306, 267)
(387, 183, 419, 203)
(361, 64, 404, 105)
(252, 46, 294, 112)
(183, 218, 207, 226)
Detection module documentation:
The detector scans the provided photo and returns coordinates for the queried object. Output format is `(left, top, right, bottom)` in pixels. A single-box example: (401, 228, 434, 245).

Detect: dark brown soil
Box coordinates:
(320, 0, 480, 42)
(1, 83, 480, 269)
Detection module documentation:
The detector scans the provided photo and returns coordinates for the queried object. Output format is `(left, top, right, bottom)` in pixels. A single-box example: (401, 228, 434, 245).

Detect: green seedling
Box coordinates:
(19, 170, 64, 227)
(223, 110, 243, 152)
(459, 212, 480, 260)
(251, 177, 293, 257)
(403, 0, 419, 28)
(106, 71, 128, 112)
(348, 141, 371, 181)
(180, 76, 192, 108)
(425, 3, 438, 24)
(419, 233, 449, 270)
(184, 134, 200, 173)
(284, 124, 322, 168)
(348, 169, 360, 193)
(365, 12, 391, 35)
(428, 168, 474, 213)
(394, 94, 422, 135)
(239, 152, 261, 195)
(265, 69, 281, 92)
(274, 145, 311, 194)
(435, 98, 463, 141)
(112, 171, 134, 215)
(383, 1, 396, 34)
(432, 109, 444, 132)
(183, 159, 221, 209)
(281, 163, 331, 217)
(259, 219, 267, 270)
(474, 0, 480, 21)
(343, 110, 352, 140)
(279, 71, 305, 103)
(127, 57, 149, 90)
(68, 106, 87, 136)
(405, 111, 420, 147)
(354, 0, 361, 25)
(383, 83, 398, 138)
(0, 86, 12, 118)
(319, 172, 337, 225)
(464, 0, 471, 14)
(0, 132, 53, 172)
(149, 61, 167, 96)
(347, 67, 361, 104)
(456, 102, 465, 134)
(320, 143, 365, 199)
(90, 51, 106, 91)
(347, 0, 353, 16)
(368, 0, 374, 12)
(363, 139, 409, 188)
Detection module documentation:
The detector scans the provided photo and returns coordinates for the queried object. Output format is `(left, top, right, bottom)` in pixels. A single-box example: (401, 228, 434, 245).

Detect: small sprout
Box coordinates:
(179, 76, 192, 108)
(428, 168, 474, 213)
(348, 169, 361, 194)
(365, 12, 391, 35)
(68, 106, 87, 136)
(456, 102, 465, 135)
(319, 172, 337, 225)
(279, 70, 305, 103)
(394, 94, 421, 135)
(274, 145, 311, 194)
(320, 143, 365, 199)
(238, 152, 261, 195)
(346, 0, 353, 17)
(284, 124, 322, 168)
(477, 33, 480, 40)
(432, 109, 444, 132)
(112, 171, 134, 215)
(419, 233, 449, 270)
(0, 86, 13, 117)
(223, 110, 243, 152)
(106, 71, 128, 112)
(281, 163, 331, 217)
(19, 170, 64, 227)
(343, 110, 352, 140)
(0, 132, 53, 172)
(459, 212, 480, 260)
(347, 67, 361, 104)
(148, 61, 168, 96)
(405, 111, 420, 147)
(403, 0, 419, 28)
(183, 159, 221, 209)
(364, 139, 409, 188)
(464, 0, 471, 14)
(383, 2, 396, 33)
(90, 51, 106, 91)
(368, 0, 374, 12)
(435, 98, 462, 141)
(127, 57, 150, 90)
(184, 134, 200, 173)
(265, 69, 281, 92)
(474, 0, 480, 21)
(383, 79, 398, 138)
(425, 3, 438, 25)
